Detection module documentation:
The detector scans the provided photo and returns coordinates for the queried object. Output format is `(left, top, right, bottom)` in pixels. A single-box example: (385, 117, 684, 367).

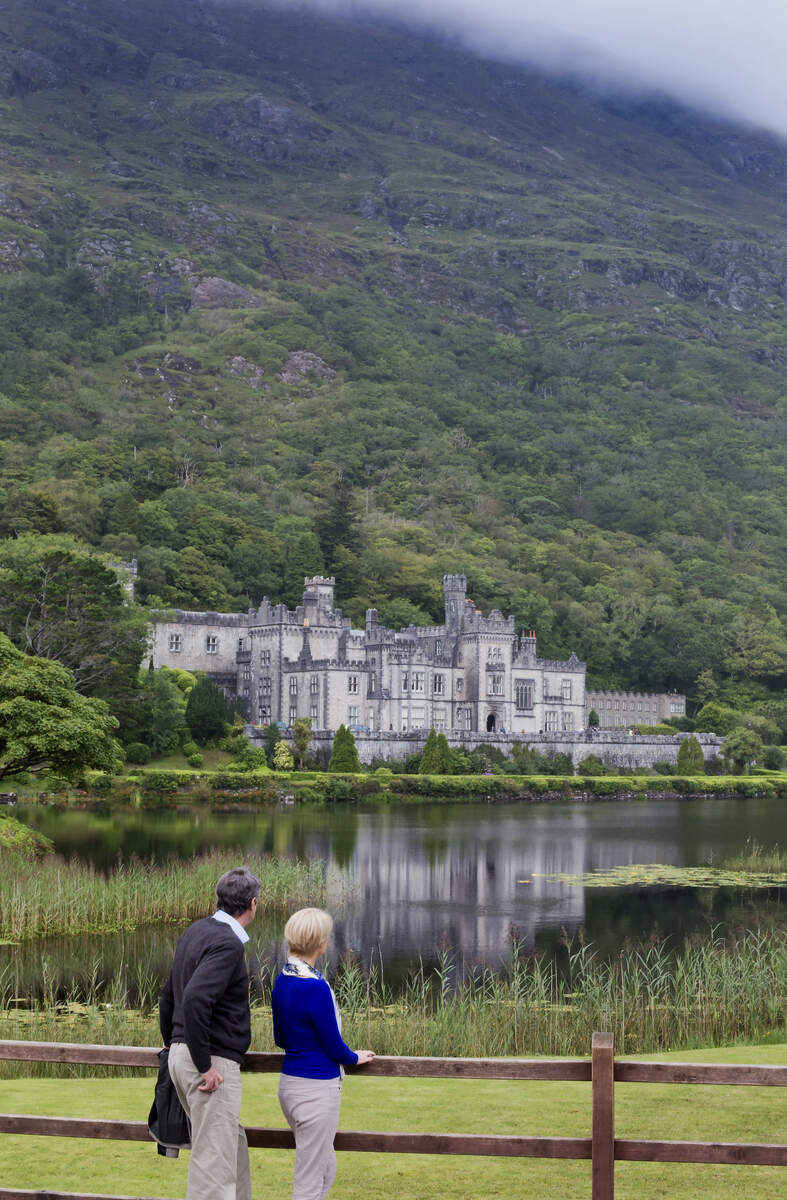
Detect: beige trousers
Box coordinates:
(278, 1074, 342, 1200)
(168, 1041, 251, 1200)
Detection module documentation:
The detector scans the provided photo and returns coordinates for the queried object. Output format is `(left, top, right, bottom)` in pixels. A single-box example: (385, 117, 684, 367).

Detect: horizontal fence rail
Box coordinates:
(1, 1036, 785, 1200)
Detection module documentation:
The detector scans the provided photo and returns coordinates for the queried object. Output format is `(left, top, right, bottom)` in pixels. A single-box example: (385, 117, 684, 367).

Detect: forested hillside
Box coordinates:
(1, 0, 786, 732)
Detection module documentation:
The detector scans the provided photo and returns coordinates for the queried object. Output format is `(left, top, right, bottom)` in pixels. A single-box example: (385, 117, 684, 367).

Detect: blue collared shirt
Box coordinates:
(211, 909, 249, 944)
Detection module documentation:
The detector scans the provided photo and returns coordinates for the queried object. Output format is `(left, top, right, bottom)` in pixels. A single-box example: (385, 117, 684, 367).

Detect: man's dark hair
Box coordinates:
(216, 866, 261, 916)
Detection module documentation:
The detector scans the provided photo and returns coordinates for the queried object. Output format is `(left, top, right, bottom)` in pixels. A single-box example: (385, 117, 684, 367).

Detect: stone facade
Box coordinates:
(586, 689, 686, 728)
(151, 573, 587, 738)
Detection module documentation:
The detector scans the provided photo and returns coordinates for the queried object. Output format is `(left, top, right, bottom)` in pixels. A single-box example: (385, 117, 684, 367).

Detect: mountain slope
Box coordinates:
(0, 0, 786, 726)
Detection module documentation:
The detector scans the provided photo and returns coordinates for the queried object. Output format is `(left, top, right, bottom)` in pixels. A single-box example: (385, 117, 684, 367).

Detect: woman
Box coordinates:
(272, 908, 375, 1200)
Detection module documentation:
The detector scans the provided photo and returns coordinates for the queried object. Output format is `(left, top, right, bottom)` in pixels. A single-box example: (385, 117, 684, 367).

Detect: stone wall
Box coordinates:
(245, 726, 723, 769)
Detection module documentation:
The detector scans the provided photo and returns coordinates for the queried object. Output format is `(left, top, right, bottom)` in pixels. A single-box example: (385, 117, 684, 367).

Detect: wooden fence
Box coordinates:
(0, 1035, 785, 1200)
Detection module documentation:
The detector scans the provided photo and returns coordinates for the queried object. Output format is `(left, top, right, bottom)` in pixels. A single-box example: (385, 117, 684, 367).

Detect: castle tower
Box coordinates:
(443, 573, 467, 629)
(303, 575, 335, 612)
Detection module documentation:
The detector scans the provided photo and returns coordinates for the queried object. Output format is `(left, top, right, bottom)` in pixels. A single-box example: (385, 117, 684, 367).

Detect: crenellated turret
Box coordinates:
(443, 573, 467, 629)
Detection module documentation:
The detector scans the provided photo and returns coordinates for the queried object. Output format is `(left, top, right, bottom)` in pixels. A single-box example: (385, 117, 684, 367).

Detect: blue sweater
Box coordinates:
(272, 971, 358, 1079)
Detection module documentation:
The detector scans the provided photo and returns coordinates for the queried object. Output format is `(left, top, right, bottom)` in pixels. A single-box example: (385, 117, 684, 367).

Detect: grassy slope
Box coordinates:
(1, 1044, 784, 1199)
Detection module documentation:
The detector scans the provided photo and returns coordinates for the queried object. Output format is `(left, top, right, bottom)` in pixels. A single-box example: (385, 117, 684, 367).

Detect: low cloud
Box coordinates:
(291, 0, 787, 138)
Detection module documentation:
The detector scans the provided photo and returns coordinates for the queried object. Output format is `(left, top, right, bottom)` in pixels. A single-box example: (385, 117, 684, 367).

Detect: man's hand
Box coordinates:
(198, 1065, 224, 1092)
(355, 1049, 376, 1065)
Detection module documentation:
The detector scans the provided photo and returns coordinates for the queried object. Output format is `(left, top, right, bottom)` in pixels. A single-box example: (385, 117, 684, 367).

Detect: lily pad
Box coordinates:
(523, 864, 787, 888)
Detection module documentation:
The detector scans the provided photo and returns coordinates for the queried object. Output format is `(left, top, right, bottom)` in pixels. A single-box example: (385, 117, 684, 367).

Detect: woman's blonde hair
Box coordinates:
(284, 907, 333, 956)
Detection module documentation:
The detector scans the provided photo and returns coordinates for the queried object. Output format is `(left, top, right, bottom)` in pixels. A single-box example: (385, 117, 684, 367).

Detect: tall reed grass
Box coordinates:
(719, 839, 787, 873)
(2, 930, 783, 1077)
(333, 930, 786, 1058)
(0, 849, 325, 941)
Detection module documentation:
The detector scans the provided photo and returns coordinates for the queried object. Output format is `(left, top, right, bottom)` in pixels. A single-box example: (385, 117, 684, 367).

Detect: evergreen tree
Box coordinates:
(588, 708, 600, 727)
(185, 676, 231, 745)
(434, 732, 453, 774)
(419, 728, 439, 773)
(676, 734, 705, 775)
(329, 724, 361, 772)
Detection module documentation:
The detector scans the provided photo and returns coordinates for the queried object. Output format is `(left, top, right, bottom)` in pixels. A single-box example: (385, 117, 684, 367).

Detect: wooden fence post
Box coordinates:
(592, 1032, 615, 1200)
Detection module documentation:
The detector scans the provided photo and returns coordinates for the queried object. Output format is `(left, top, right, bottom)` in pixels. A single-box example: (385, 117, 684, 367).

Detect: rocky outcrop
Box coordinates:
(227, 356, 265, 388)
(198, 94, 353, 167)
(190, 276, 263, 309)
(2, 50, 65, 95)
(278, 351, 335, 385)
(0, 237, 45, 272)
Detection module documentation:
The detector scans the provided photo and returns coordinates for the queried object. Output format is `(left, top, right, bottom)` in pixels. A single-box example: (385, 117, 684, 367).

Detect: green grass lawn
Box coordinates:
(1, 1045, 784, 1199)
(126, 748, 233, 773)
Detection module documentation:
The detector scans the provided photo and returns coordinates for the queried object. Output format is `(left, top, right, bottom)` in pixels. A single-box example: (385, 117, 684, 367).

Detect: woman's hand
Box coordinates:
(354, 1049, 376, 1065)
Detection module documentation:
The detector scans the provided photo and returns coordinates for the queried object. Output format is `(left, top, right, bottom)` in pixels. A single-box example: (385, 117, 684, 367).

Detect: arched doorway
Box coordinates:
(486, 713, 496, 732)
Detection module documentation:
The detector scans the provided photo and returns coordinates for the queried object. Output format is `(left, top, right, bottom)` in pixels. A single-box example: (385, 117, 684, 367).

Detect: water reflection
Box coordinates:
(7, 796, 786, 1001)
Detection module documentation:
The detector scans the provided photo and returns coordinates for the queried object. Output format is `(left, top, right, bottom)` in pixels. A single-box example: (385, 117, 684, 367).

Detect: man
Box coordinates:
(160, 865, 261, 1200)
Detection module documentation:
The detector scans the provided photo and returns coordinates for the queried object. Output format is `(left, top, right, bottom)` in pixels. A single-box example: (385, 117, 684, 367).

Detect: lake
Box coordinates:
(6, 795, 786, 1002)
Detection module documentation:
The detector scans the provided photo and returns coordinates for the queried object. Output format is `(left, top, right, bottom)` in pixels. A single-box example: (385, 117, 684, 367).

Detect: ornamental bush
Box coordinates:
(125, 742, 151, 764)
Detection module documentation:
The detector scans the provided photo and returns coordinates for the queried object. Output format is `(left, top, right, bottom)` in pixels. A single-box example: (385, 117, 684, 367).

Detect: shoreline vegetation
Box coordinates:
(8, 766, 787, 812)
(1, 930, 784, 1075)
(0, 849, 326, 942)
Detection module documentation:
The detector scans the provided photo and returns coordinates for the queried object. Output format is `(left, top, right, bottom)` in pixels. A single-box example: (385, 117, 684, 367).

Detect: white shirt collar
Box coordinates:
(212, 909, 249, 944)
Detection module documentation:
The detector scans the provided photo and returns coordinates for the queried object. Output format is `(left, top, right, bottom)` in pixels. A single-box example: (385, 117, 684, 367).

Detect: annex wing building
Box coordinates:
(150, 573, 587, 738)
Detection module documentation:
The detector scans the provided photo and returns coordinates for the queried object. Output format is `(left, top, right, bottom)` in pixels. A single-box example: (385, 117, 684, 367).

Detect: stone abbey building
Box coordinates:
(150, 573, 588, 738)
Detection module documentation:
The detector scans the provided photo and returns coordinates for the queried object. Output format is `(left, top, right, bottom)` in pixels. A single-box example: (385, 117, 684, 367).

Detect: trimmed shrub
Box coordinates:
(323, 776, 353, 802)
(549, 752, 574, 776)
(577, 754, 607, 776)
(187, 753, 204, 768)
(85, 771, 113, 795)
(182, 741, 199, 758)
(139, 771, 179, 795)
(763, 745, 786, 770)
(125, 743, 151, 765)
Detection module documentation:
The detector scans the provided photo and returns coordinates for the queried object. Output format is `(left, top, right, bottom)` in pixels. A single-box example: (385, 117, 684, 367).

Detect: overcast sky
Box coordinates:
(293, 0, 787, 139)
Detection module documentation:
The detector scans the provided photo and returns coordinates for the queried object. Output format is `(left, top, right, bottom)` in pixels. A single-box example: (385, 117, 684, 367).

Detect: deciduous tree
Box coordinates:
(0, 533, 147, 696)
(291, 717, 313, 769)
(721, 728, 763, 775)
(0, 633, 122, 781)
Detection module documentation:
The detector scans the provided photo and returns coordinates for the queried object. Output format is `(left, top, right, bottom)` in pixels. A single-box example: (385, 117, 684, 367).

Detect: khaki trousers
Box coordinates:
(278, 1074, 342, 1200)
(168, 1042, 251, 1200)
